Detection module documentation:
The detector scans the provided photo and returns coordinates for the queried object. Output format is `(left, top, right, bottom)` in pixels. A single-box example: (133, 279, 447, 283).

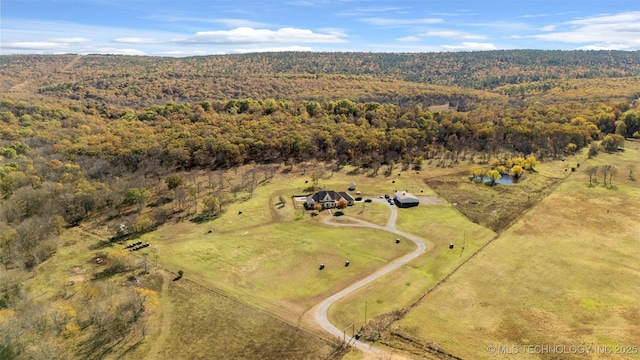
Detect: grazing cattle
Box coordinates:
(319, 264, 325, 270)
(238, 211, 243, 215)
(449, 243, 454, 249)
(345, 261, 350, 267)
(395, 238, 400, 244)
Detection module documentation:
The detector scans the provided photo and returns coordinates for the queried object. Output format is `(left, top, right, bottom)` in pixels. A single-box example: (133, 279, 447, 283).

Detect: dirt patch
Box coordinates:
(67, 274, 86, 284)
(418, 195, 443, 205)
(88, 252, 110, 266)
(330, 217, 360, 225)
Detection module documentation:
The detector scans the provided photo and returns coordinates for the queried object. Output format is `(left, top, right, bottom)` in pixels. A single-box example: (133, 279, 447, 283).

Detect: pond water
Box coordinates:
(481, 174, 519, 185)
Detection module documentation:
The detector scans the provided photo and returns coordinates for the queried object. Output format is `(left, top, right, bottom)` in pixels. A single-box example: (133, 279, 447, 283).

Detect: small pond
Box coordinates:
(481, 174, 519, 185)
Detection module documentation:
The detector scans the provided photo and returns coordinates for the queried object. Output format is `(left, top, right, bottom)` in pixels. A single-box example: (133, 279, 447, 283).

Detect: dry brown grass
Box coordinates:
(384, 141, 640, 359)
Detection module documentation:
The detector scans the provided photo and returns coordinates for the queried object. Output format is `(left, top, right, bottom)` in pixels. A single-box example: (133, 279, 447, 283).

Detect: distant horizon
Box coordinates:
(2, 1, 640, 57)
(4, 48, 640, 59)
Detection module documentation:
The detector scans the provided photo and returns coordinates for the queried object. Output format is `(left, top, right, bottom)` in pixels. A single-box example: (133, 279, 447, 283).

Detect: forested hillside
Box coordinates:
(1, 50, 640, 359)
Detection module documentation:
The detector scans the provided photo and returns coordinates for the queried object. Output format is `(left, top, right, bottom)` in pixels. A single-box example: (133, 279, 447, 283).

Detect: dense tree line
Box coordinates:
(2, 51, 640, 107)
(0, 96, 635, 271)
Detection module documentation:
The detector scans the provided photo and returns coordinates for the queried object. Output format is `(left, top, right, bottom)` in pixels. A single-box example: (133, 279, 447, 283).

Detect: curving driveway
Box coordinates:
(312, 199, 433, 358)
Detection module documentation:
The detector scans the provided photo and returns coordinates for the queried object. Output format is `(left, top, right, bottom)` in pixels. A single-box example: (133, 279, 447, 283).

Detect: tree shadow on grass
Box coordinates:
(92, 266, 122, 280)
(89, 240, 114, 250)
(77, 331, 125, 360)
(190, 212, 222, 224)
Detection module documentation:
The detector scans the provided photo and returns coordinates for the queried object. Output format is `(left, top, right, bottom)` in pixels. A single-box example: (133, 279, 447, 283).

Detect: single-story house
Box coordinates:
(305, 190, 355, 210)
(394, 191, 420, 208)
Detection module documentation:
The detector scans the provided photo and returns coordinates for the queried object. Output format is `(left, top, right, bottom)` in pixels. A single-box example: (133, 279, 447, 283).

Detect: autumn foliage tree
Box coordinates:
(202, 195, 221, 216)
(601, 134, 625, 152)
(511, 165, 524, 178)
(486, 169, 502, 186)
(336, 198, 348, 210)
(470, 166, 484, 181)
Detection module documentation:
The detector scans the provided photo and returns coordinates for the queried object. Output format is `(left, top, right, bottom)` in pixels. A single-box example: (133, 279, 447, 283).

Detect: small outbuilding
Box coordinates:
(348, 182, 357, 191)
(394, 192, 420, 208)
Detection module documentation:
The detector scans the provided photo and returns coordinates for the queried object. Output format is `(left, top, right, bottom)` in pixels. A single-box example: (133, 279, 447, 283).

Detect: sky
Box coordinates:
(1, 0, 640, 56)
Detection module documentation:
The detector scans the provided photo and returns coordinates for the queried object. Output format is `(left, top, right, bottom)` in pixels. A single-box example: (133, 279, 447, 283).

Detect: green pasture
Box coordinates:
(157, 272, 336, 360)
(140, 164, 440, 319)
(347, 202, 391, 226)
(386, 142, 640, 359)
(144, 209, 416, 324)
(329, 203, 495, 333)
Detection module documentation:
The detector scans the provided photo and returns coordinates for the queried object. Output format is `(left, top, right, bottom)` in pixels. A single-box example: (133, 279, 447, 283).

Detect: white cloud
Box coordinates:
(578, 42, 640, 51)
(50, 37, 91, 43)
(531, 11, 640, 49)
(441, 42, 497, 51)
(421, 30, 486, 40)
(469, 21, 535, 32)
(114, 37, 161, 44)
(3, 41, 65, 50)
(147, 15, 270, 28)
(335, 6, 403, 17)
(397, 36, 421, 42)
(177, 27, 347, 44)
(230, 45, 313, 53)
(541, 25, 556, 31)
(567, 11, 640, 25)
(158, 50, 213, 56)
(360, 17, 444, 26)
(89, 47, 146, 56)
(88, 47, 146, 55)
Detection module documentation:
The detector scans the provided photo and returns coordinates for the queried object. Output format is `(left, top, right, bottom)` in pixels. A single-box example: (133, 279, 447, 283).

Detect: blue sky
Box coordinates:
(2, 0, 639, 56)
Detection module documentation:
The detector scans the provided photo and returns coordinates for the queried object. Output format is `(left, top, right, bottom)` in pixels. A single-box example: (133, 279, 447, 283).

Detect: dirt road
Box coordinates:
(313, 199, 433, 359)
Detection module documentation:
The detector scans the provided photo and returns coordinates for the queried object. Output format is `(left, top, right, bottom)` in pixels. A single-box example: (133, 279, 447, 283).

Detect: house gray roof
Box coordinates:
(394, 192, 419, 203)
(311, 190, 341, 202)
(337, 191, 354, 202)
(307, 190, 354, 204)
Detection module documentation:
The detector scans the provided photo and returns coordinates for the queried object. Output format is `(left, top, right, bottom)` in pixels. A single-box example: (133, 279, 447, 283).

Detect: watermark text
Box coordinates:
(486, 344, 638, 355)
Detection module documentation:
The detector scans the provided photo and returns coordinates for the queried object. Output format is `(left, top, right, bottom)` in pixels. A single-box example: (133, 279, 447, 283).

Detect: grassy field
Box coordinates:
(13, 162, 464, 359)
(33, 152, 631, 359)
(139, 164, 431, 324)
(151, 271, 338, 360)
(384, 141, 640, 359)
(132, 163, 498, 358)
(328, 201, 496, 338)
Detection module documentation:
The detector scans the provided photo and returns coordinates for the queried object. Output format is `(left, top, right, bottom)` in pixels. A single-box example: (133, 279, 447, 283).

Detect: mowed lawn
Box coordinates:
(157, 272, 336, 360)
(329, 202, 495, 333)
(387, 141, 640, 359)
(142, 167, 427, 325)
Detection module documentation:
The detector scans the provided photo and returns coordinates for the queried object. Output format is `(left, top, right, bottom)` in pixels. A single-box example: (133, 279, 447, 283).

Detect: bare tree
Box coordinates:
(601, 165, 611, 186)
(187, 184, 199, 214)
(628, 164, 635, 181)
(174, 187, 186, 209)
(244, 168, 258, 197)
(230, 184, 243, 199)
(310, 171, 323, 189)
(585, 166, 598, 186)
(608, 165, 617, 187)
